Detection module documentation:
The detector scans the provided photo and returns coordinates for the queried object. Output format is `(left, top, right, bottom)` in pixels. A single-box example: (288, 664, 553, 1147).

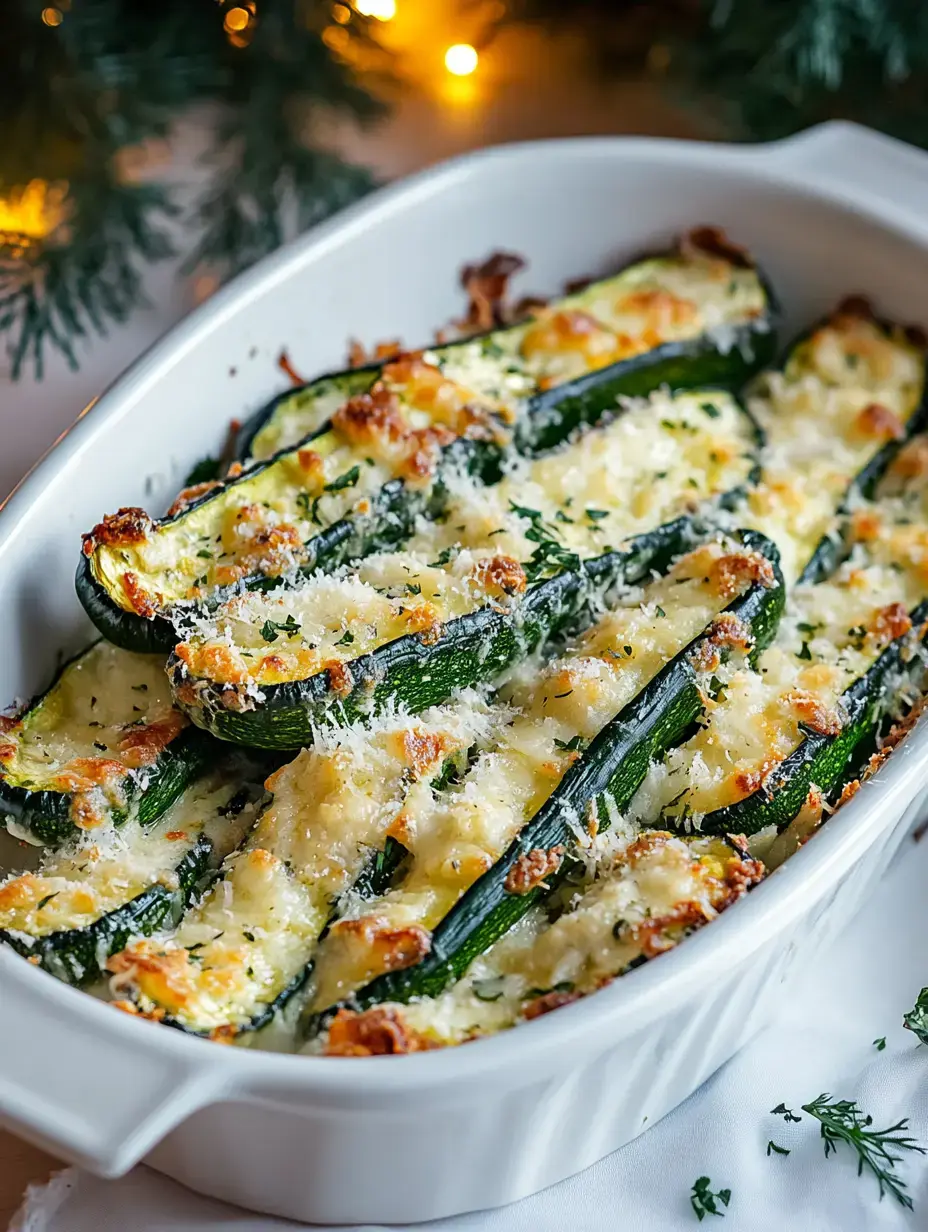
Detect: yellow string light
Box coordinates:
(332, 3, 351, 24)
(0, 180, 69, 257)
(224, 6, 250, 32)
(444, 43, 478, 76)
(356, 0, 396, 20)
(41, 7, 63, 25)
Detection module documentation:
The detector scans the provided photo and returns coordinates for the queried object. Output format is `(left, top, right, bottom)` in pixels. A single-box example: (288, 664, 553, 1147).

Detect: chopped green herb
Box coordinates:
(260, 614, 301, 642)
(766, 1141, 790, 1157)
(690, 1176, 730, 1221)
(903, 987, 928, 1045)
(242, 931, 256, 943)
(36, 892, 59, 911)
(324, 464, 361, 494)
(93, 741, 107, 752)
(554, 690, 573, 699)
(132, 683, 148, 692)
(873, 1037, 887, 1051)
(404, 583, 422, 596)
(335, 630, 355, 646)
(553, 734, 588, 753)
(554, 509, 574, 524)
(797, 641, 812, 660)
(585, 508, 609, 521)
(429, 545, 459, 568)
(184, 456, 221, 486)
(472, 976, 505, 1002)
(701, 402, 721, 419)
(197, 549, 213, 559)
(801, 1093, 925, 1209)
(655, 605, 666, 618)
(771, 1104, 802, 1123)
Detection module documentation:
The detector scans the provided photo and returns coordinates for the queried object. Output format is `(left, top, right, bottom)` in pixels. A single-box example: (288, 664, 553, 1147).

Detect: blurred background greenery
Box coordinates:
(2, 0, 924, 378)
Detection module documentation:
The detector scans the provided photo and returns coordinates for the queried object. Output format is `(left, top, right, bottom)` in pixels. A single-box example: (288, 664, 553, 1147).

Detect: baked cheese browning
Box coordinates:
(248, 229, 770, 462)
(306, 539, 761, 1011)
(317, 833, 763, 1052)
(106, 702, 495, 1033)
(740, 300, 926, 583)
(404, 389, 757, 562)
(0, 642, 188, 831)
(172, 392, 757, 698)
(630, 555, 928, 825)
(0, 775, 258, 944)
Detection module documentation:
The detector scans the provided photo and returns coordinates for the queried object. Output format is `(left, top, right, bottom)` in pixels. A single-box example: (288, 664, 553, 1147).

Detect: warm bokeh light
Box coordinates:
(0, 180, 69, 255)
(322, 24, 351, 54)
(224, 6, 250, 32)
(41, 6, 63, 25)
(356, 0, 396, 19)
(444, 43, 478, 76)
(332, 3, 351, 24)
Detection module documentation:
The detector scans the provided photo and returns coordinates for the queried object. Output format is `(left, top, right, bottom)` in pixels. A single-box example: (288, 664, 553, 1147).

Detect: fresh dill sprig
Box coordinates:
(690, 1176, 730, 1221)
(801, 1094, 925, 1210)
(904, 987, 928, 1045)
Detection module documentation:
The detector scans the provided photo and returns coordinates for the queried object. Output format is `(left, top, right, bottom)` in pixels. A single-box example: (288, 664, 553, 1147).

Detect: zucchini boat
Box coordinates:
(305, 530, 784, 1024)
(105, 700, 498, 1036)
(240, 227, 775, 463)
(77, 230, 776, 654)
(0, 641, 218, 846)
(0, 765, 263, 985)
(318, 833, 764, 1055)
(168, 388, 761, 748)
(738, 297, 928, 585)
(638, 465, 928, 836)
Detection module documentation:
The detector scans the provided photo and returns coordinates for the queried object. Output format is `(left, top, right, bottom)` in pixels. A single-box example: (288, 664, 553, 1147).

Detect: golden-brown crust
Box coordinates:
(855, 402, 905, 442)
(867, 601, 912, 646)
(681, 226, 753, 270)
(121, 571, 158, 619)
(688, 612, 752, 674)
(458, 251, 527, 332)
(504, 845, 565, 895)
(115, 710, 187, 768)
(471, 554, 527, 599)
(333, 386, 406, 446)
(889, 436, 928, 481)
(324, 659, 354, 697)
(398, 727, 451, 779)
(709, 551, 775, 601)
(784, 689, 843, 737)
(331, 917, 432, 974)
(82, 507, 154, 556)
(165, 481, 222, 519)
(277, 348, 306, 387)
(347, 338, 403, 368)
(325, 1006, 438, 1057)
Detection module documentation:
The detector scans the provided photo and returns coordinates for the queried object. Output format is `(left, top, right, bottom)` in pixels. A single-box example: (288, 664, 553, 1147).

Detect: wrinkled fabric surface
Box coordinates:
(11, 827, 928, 1232)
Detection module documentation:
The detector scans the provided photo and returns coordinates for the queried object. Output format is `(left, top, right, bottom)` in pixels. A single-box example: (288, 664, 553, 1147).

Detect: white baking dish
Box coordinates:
(2, 120, 928, 1225)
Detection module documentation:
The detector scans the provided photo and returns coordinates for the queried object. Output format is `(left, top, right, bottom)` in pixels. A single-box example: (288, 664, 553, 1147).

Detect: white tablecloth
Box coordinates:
(12, 824, 928, 1231)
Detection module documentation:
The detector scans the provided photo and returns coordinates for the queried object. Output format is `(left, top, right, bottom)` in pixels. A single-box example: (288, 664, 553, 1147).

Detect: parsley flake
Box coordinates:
(690, 1176, 730, 1221)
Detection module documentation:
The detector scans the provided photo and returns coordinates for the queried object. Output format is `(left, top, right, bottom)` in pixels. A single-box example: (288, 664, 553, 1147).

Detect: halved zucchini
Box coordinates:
(304, 529, 784, 1023)
(317, 833, 764, 1054)
(0, 641, 218, 846)
(169, 388, 760, 748)
(0, 765, 263, 985)
(738, 297, 928, 584)
(304, 535, 778, 1015)
(105, 700, 499, 1036)
(77, 230, 776, 654)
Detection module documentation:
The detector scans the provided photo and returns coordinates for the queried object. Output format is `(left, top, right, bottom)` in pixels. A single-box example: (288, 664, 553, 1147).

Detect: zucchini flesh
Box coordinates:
(105, 701, 497, 1035)
(319, 834, 763, 1053)
(77, 234, 775, 654)
(305, 530, 784, 1021)
(169, 389, 760, 748)
(304, 536, 771, 1013)
(0, 641, 217, 846)
(0, 769, 262, 985)
(241, 233, 773, 463)
(640, 453, 928, 836)
(737, 298, 927, 585)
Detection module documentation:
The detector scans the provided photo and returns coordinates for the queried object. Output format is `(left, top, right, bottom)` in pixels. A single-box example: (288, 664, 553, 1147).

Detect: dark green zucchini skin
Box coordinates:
(303, 530, 785, 1025)
(0, 838, 211, 986)
(170, 514, 730, 750)
(0, 725, 219, 848)
(688, 597, 928, 837)
(78, 272, 778, 655)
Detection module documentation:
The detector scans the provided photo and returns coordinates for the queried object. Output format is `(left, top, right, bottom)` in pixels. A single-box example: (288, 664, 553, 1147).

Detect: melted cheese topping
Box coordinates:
(250, 244, 768, 461)
(630, 552, 927, 824)
(0, 642, 187, 831)
(88, 242, 767, 620)
(174, 391, 755, 695)
(317, 833, 760, 1051)
(739, 308, 925, 582)
(108, 701, 496, 1032)
(0, 773, 258, 939)
(307, 540, 754, 1011)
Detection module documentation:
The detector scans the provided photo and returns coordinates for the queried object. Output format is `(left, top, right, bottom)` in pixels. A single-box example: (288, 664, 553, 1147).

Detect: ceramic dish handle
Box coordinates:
(760, 120, 928, 223)
(0, 970, 225, 1176)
